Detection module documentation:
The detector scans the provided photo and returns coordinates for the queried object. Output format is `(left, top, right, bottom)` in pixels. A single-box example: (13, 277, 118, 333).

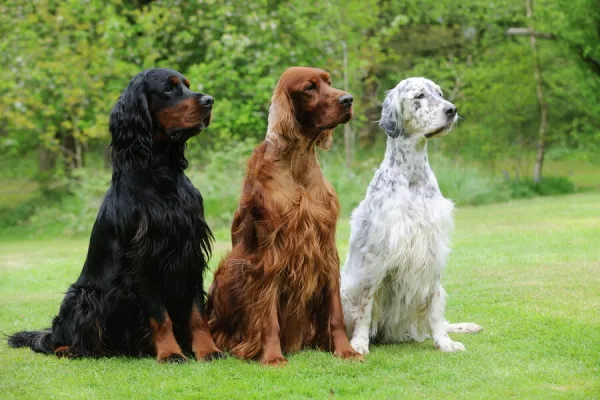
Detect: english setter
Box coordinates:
(341, 77, 481, 355)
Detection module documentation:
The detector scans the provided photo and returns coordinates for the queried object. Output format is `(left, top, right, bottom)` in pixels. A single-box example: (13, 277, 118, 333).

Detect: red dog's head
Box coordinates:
(267, 67, 353, 150)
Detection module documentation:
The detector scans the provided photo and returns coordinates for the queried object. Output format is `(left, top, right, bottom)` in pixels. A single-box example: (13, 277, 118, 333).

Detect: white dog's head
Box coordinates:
(379, 77, 458, 140)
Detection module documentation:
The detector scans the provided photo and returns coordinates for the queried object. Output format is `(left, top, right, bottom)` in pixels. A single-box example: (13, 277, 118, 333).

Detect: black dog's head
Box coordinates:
(109, 68, 213, 169)
(145, 69, 213, 141)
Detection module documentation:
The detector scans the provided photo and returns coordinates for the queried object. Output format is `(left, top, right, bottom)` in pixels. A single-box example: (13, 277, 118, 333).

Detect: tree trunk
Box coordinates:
(527, 0, 548, 183)
(62, 133, 85, 173)
(38, 145, 56, 175)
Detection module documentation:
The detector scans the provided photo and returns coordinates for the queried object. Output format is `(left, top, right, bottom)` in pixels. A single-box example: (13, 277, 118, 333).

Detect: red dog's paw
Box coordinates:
(334, 349, 364, 361)
(198, 351, 226, 362)
(260, 355, 288, 367)
(157, 352, 188, 363)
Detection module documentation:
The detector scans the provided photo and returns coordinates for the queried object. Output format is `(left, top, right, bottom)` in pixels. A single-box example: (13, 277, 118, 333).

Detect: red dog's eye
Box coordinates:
(305, 82, 317, 91)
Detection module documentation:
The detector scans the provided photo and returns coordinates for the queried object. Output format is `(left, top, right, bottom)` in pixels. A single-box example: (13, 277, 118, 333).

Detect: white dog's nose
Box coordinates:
(444, 106, 457, 118)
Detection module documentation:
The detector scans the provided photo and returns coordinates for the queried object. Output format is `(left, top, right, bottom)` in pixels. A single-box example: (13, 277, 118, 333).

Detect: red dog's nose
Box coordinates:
(338, 94, 353, 106)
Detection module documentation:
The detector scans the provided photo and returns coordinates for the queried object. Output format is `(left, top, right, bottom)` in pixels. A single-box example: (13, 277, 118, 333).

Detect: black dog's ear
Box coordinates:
(108, 72, 153, 169)
(379, 92, 403, 138)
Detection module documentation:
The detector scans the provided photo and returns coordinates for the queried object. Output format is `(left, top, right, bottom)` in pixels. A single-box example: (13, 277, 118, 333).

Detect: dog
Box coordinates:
(8, 68, 224, 362)
(207, 67, 362, 365)
(341, 77, 482, 355)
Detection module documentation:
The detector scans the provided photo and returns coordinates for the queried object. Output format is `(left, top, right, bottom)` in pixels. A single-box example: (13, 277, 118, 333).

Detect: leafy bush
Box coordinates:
(506, 179, 538, 200)
(188, 139, 257, 228)
(507, 176, 576, 199)
(431, 155, 512, 206)
(532, 176, 576, 196)
(0, 169, 110, 238)
(0, 147, 579, 239)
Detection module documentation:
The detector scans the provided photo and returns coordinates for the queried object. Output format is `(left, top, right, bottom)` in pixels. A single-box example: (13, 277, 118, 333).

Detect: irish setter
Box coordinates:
(207, 67, 362, 365)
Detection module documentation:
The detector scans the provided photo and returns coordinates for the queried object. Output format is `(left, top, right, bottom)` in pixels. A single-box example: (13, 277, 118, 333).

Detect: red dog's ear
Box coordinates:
(266, 86, 299, 148)
(314, 129, 333, 151)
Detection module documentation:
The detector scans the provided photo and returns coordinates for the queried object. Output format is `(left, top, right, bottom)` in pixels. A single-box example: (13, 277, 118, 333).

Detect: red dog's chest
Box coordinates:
(271, 181, 340, 304)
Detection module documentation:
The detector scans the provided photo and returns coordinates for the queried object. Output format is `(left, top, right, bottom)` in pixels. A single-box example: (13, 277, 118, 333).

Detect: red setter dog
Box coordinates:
(207, 67, 362, 365)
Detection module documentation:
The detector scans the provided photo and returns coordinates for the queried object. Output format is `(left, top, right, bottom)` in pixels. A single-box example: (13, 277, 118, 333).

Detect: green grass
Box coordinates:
(1, 193, 599, 399)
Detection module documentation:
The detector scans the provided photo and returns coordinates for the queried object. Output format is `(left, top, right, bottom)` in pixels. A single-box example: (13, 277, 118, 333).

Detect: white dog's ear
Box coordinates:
(379, 93, 403, 138)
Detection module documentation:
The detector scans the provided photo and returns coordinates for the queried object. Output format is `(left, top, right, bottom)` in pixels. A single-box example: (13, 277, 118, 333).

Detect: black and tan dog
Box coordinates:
(8, 68, 223, 362)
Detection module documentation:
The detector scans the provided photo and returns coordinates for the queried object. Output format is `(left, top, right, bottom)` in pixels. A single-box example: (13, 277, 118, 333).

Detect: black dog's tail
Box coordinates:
(7, 330, 54, 354)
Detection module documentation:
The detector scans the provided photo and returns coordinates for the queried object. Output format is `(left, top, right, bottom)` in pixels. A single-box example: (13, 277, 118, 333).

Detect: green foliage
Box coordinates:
(508, 176, 576, 198)
(1, 0, 598, 181)
(431, 156, 512, 206)
(189, 139, 257, 227)
(532, 176, 576, 196)
(0, 0, 596, 238)
(506, 179, 538, 200)
(0, 0, 141, 171)
(0, 145, 578, 239)
(0, 169, 109, 238)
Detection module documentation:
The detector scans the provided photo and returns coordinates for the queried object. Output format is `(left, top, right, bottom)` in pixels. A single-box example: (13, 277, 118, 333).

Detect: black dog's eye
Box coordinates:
(415, 93, 425, 99)
(305, 82, 317, 92)
(165, 87, 174, 94)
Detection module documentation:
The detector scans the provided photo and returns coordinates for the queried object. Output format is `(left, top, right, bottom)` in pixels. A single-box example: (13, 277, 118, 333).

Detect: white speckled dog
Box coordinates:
(341, 77, 481, 355)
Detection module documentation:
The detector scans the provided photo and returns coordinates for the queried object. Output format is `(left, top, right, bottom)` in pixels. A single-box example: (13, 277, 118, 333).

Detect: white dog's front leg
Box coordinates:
(428, 286, 465, 352)
(349, 285, 377, 355)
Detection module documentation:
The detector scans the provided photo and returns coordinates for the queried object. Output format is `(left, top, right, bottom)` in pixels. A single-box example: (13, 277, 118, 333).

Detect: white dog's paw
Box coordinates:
(435, 336, 466, 352)
(446, 322, 483, 334)
(350, 338, 370, 355)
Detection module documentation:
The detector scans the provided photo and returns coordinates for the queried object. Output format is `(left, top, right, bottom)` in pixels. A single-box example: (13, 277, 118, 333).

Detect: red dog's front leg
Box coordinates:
(260, 296, 287, 366)
(328, 282, 364, 361)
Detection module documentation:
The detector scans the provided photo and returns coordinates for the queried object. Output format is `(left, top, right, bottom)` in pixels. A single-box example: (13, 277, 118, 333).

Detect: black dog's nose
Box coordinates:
(199, 95, 214, 107)
(445, 106, 457, 117)
(338, 94, 353, 106)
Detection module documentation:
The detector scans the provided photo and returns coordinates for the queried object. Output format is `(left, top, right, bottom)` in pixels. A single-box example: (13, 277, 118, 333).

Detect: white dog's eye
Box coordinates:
(415, 93, 425, 99)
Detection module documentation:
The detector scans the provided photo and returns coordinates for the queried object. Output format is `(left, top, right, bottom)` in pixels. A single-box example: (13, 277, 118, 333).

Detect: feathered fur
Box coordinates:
(207, 67, 361, 365)
(8, 68, 223, 362)
(341, 77, 482, 355)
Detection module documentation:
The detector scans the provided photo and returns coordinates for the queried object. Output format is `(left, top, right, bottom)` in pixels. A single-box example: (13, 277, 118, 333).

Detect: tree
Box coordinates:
(0, 0, 140, 178)
(525, 0, 549, 183)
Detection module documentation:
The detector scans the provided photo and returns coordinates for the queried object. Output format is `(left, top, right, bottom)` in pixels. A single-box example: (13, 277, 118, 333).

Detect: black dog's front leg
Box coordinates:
(138, 278, 186, 363)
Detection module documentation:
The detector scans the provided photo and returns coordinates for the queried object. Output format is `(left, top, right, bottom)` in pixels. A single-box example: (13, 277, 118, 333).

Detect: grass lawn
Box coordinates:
(1, 193, 599, 399)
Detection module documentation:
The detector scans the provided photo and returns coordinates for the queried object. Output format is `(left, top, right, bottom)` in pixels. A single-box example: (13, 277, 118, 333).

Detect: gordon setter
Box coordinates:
(8, 68, 224, 362)
(207, 67, 363, 365)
